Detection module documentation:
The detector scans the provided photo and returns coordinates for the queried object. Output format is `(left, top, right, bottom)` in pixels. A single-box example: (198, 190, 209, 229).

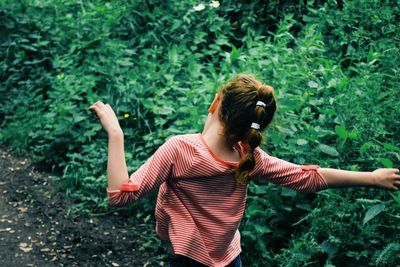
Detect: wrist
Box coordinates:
(369, 171, 378, 187)
(108, 128, 124, 139)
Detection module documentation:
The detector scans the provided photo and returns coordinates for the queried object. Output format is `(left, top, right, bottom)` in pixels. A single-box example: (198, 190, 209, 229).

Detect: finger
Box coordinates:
(95, 102, 109, 113)
(88, 104, 98, 112)
(88, 101, 103, 110)
(89, 105, 106, 118)
(89, 101, 101, 106)
(88, 106, 101, 117)
(392, 180, 400, 190)
(106, 104, 116, 113)
(105, 104, 117, 114)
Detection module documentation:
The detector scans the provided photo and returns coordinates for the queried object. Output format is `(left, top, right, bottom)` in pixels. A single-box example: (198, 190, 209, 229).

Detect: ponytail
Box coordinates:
(235, 128, 262, 184)
(218, 74, 276, 184)
(233, 81, 276, 184)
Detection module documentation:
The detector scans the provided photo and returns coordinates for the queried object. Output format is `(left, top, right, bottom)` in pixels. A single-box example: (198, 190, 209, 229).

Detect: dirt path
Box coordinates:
(0, 146, 166, 267)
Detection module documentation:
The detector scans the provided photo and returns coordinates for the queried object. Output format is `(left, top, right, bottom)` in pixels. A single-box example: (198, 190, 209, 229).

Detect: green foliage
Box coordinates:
(0, 0, 399, 265)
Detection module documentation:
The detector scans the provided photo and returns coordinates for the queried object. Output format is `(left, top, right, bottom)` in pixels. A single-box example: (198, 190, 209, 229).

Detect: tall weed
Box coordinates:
(0, 0, 399, 265)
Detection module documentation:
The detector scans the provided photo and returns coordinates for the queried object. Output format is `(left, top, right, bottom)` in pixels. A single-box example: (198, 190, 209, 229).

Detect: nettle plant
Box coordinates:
(1, 1, 399, 266)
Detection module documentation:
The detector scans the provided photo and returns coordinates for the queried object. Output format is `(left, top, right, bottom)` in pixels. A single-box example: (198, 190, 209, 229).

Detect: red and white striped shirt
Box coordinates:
(107, 133, 328, 266)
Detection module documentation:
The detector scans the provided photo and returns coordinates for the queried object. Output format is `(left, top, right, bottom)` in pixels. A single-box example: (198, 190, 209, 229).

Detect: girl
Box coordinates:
(89, 74, 399, 267)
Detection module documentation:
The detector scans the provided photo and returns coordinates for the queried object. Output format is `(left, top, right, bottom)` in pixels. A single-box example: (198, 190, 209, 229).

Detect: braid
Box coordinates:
(235, 106, 264, 185)
(233, 80, 276, 185)
(217, 73, 276, 184)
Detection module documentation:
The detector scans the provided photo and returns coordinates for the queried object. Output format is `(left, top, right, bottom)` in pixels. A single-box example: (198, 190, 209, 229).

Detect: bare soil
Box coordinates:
(0, 146, 166, 267)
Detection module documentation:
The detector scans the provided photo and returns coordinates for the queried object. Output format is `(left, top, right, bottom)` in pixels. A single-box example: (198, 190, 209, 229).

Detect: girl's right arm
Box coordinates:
(107, 135, 179, 207)
(89, 101, 178, 207)
(88, 101, 130, 191)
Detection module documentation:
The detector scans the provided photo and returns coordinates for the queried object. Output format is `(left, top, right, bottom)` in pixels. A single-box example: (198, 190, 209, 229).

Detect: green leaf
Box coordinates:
(363, 204, 385, 226)
(390, 192, 400, 206)
(383, 143, 400, 152)
(249, 183, 268, 195)
(335, 125, 347, 139)
(241, 230, 256, 241)
(320, 240, 339, 260)
(296, 139, 308, 145)
(295, 203, 311, 211)
(246, 202, 265, 217)
(168, 46, 179, 65)
(159, 107, 174, 115)
(229, 46, 240, 63)
(307, 81, 318, 88)
(73, 114, 86, 123)
(378, 158, 393, 168)
(347, 130, 360, 139)
(254, 224, 272, 235)
(319, 144, 339, 157)
(116, 58, 133, 67)
(281, 187, 297, 197)
(360, 141, 373, 155)
(276, 126, 293, 135)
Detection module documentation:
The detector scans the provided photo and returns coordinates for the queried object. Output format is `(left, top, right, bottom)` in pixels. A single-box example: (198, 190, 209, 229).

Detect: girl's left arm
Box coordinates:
(317, 168, 400, 190)
(88, 101, 129, 190)
(255, 148, 399, 192)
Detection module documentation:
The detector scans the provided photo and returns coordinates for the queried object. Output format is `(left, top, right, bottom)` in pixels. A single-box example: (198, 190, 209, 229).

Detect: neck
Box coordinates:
(201, 113, 235, 151)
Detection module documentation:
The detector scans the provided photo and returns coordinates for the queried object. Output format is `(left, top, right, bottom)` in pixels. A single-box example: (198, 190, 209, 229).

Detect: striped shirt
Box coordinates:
(107, 133, 328, 266)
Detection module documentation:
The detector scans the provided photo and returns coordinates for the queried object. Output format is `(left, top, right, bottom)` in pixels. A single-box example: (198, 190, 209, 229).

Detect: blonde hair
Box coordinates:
(218, 74, 276, 184)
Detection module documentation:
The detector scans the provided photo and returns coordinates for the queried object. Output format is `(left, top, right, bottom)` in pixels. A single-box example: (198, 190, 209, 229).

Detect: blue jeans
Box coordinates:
(168, 253, 242, 267)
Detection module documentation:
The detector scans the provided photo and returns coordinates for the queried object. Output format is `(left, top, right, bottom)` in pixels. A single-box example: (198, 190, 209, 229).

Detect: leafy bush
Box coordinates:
(1, 0, 399, 265)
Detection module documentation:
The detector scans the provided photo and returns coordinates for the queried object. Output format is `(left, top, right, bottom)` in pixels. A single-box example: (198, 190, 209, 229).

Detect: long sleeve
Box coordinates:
(251, 148, 329, 193)
(107, 136, 178, 206)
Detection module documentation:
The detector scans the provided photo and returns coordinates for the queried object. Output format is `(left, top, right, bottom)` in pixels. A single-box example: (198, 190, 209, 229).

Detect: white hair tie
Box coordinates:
(251, 123, 260, 130)
(256, 101, 266, 108)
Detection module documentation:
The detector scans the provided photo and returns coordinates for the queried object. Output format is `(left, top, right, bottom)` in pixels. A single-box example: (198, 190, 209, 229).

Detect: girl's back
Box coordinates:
(108, 133, 327, 266)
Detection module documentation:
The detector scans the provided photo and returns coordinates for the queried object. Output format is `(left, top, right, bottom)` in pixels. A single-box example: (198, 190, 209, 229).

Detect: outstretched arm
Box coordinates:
(254, 148, 400, 192)
(318, 168, 400, 190)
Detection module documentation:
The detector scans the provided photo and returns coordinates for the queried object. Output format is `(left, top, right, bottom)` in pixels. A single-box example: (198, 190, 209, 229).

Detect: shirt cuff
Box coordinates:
(301, 165, 329, 189)
(107, 179, 140, 193)
(301, 165, 320, 171)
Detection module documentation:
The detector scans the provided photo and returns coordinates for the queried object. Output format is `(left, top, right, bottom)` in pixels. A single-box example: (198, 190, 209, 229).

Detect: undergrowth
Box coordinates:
(0, 0, 399, 265)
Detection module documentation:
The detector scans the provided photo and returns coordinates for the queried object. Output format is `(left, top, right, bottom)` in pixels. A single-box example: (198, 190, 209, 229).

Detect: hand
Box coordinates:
(88, 101, 123, 136)
(372, 168, 400, 190)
